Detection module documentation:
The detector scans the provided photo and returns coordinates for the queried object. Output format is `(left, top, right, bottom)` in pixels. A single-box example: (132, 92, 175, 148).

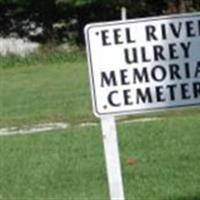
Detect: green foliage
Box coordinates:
(56, 0, 95, 5)
(0, 0, 199, 45)
(0, 0, 30, 6)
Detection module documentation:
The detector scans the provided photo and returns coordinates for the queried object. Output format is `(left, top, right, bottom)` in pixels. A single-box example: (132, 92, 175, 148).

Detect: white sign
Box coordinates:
(85, 13, 200, 117)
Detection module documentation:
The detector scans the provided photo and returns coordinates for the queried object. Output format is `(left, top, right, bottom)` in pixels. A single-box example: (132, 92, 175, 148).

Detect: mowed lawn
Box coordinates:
(0, 117, 200, 200)
(0, 50, 200, 199)
(0, 50, 93, 127)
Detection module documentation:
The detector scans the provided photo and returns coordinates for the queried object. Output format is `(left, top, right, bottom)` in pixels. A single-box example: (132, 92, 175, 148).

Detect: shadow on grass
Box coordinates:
(169, 195, 200, 200)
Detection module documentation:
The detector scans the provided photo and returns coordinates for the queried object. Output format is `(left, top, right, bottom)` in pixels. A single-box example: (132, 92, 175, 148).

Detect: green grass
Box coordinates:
(0, 115, 200, 199)
(119, 115, 200, 200)
(0, 50, 94, 127)
(0, 126, 108, 200)
(0, 49, 200, 199)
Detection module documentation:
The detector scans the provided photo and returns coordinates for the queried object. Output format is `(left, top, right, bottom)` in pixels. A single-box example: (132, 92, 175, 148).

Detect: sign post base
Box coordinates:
(101, 116, 125, 200)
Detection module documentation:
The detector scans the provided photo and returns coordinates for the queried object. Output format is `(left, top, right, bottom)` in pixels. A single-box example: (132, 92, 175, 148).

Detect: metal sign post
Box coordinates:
(100, 10, 127, 200)
(121, 7, 127, 21)
(101, 116, 125, 200)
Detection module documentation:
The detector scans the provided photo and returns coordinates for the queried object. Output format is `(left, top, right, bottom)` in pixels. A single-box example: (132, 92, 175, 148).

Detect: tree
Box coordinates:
(0, 0, 199, 44)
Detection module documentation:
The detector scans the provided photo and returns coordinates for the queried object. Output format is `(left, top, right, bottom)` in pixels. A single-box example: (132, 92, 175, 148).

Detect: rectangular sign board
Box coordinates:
(85, 13, 200, 117)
